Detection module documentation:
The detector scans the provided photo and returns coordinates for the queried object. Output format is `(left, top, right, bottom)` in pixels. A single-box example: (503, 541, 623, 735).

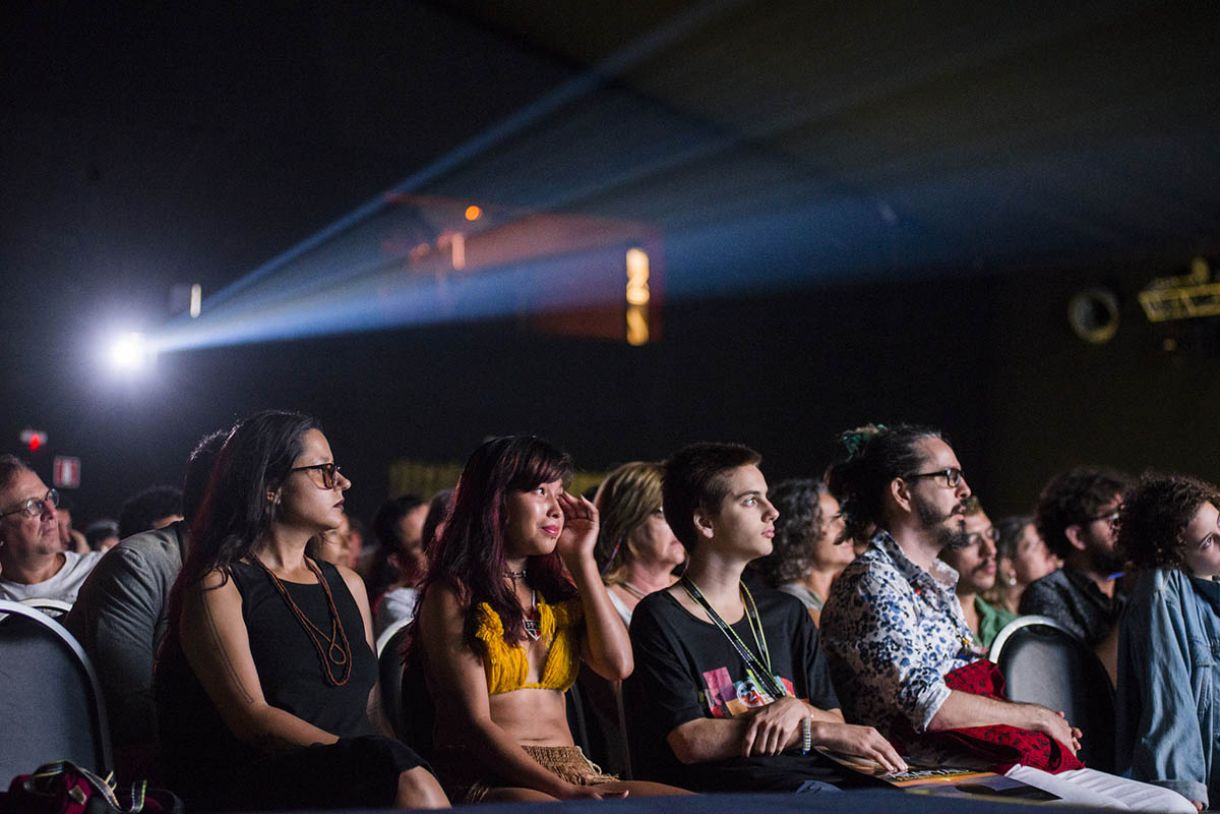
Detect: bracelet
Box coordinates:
(800, 715, 812, 755)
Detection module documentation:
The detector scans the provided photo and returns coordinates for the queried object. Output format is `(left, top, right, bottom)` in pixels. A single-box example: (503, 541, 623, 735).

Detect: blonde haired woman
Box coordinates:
(594, 462, 686, 626)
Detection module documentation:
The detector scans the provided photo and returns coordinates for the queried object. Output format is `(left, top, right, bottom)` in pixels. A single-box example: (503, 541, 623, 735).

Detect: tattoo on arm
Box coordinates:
(201, 598, 256, 705)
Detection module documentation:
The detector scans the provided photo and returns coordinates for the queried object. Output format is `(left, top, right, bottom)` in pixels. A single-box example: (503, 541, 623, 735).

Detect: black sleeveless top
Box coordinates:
(158, 559, 377, 785)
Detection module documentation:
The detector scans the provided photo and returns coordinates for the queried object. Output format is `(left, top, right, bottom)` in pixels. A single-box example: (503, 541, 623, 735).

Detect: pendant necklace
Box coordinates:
(523, 588, 541, 641)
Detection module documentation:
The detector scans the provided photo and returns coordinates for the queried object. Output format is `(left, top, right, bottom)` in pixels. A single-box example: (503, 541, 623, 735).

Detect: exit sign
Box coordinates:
(53, 456, 81, 489)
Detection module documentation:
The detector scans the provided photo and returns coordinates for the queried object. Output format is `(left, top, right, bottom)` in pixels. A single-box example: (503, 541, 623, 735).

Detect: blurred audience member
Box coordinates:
(938, 497, 1016, 650)
(66, 429, 227, 779)
(0, 455, 101, 604)
(750, 478, 852, 626)
(84, 518, 121, 552)
(368, 495, 428, 598)
(347, 515, 369, 574)
(594, 462, 685, 626)
(56, 495, 90, 553)
(371, 494, 436, 638)
(309, 512, 364, 570)
(1023, 466, 1131, 680)
(118, 484, 184, 540)
(419, 488, 453, 558)
(1115, 472, 1220, 812)
(989, 515, 1060, 614)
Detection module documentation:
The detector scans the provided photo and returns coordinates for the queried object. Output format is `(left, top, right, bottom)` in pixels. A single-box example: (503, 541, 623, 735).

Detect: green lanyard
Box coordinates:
(680, 576, 787, 701)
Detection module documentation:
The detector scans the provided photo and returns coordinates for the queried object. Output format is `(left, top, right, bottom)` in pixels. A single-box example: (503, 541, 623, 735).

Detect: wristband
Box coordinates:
(800, 715, 813, 755)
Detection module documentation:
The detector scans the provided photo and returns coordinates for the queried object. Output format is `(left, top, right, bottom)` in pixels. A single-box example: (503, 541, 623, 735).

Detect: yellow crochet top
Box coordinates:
(474, 596, 583, 695)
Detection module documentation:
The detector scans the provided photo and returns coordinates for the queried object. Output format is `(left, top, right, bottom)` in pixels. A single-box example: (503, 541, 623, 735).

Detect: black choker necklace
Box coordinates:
(505, 568, 527, 580)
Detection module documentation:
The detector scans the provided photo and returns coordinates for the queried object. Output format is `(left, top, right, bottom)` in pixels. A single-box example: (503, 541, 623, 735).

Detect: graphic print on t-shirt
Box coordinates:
(701, 666, 796, 718)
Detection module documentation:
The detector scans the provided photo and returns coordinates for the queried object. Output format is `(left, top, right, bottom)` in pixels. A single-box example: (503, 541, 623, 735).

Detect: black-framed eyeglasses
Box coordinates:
(0, 488, 60, 519)
(290, 463, 343, 489)
(903, 467, 966, 488)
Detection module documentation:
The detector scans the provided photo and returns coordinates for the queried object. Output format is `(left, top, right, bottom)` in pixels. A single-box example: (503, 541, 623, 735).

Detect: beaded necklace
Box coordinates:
(253, 556, 353, 687)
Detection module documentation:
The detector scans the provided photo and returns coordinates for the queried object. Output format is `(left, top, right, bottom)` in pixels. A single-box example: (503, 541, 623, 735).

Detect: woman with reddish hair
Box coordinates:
(415, 435, 689, 802)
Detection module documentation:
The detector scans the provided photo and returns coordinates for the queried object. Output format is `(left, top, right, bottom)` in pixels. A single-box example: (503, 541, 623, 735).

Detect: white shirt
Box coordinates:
(608, 588, 633, 627)
(373, 586, 418, 639)
(0, 550, 103, 606)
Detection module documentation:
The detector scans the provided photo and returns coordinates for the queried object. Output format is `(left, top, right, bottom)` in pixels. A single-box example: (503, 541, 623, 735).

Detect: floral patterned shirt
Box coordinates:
(820, 531, 981, 738)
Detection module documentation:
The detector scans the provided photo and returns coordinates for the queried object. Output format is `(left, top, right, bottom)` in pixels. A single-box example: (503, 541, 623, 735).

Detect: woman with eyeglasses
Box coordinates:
(936, 496, 1017, 651)
(594, 461, 685, 626)
(749, 478, 853, 627)
(413, 436, 690, 802)
(157, 411, 448, 811)
(1115, 473, 1220, 813)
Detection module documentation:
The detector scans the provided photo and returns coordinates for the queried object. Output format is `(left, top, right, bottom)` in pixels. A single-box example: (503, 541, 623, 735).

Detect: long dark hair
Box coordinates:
(417, 436, 577, 654)
(168, 410, 321, 629)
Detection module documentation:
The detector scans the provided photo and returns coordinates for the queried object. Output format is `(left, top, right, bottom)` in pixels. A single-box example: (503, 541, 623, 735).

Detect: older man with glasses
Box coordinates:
(0, 454, 101, 605)
(937, 496, 1016, 651)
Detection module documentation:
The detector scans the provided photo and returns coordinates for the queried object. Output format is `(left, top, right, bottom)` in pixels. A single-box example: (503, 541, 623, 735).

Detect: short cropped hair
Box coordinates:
(1035, 466, 1131, 560)
(1119, 472, 1220, 570)
(118, 485, 184, 539)
(0, 454, 32, 493)
(663, 442, 761, 552)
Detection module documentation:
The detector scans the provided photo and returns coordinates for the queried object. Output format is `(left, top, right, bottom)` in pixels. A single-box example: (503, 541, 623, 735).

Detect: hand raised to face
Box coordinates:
(555, 491, 599, 566)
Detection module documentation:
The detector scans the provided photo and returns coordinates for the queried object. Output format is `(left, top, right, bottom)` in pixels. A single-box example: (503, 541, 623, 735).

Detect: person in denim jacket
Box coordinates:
(1117, 473, 1220, 812)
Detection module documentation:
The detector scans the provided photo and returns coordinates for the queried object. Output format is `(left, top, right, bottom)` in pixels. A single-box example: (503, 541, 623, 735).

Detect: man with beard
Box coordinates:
(1021, 467, 1130, 680)
(820, 425, 1191, 811)
(939, 497, 1016, 650)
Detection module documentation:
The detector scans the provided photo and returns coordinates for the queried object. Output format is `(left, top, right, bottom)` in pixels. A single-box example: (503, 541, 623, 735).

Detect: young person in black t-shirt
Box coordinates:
(626, 442, 905, 792)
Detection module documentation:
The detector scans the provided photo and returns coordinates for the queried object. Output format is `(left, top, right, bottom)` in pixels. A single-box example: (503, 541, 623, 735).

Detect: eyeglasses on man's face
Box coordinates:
(963, 527, 999, 549)
(1086, 510, 1121, 529)
(904, 467, 966, 489)
(290, 463, 343, 489)
(0, 488, 60, 520)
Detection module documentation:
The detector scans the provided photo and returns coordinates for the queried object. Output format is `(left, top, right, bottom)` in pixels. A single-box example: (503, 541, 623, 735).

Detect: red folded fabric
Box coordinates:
(904, 659, 1085, 774)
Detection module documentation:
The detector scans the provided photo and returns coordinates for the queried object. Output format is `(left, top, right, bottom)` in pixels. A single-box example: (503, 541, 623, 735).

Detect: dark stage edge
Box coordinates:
(222, 788, 1112, 813)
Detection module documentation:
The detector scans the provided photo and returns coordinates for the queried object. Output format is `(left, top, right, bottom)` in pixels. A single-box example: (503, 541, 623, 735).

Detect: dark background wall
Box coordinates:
(12, 253, 1218, 527)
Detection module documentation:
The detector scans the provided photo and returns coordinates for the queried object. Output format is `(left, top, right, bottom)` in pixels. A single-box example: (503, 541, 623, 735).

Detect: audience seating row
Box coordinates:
(0, 597, 1116, 799)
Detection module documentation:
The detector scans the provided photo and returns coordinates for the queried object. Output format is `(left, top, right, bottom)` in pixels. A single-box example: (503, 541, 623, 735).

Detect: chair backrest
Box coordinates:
(572, 667, 633, 778)
(19, 598, 74, 619)
(0, 600, 113, 787)
(375, 615, 412, 659)
(990, 614, 1116, 772)
(378, 623, 411, 742)
(398, 638, 438, 761)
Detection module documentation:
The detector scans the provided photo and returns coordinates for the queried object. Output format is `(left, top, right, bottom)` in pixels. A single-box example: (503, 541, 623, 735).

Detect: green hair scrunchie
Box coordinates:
(838, 423, 885, 461)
